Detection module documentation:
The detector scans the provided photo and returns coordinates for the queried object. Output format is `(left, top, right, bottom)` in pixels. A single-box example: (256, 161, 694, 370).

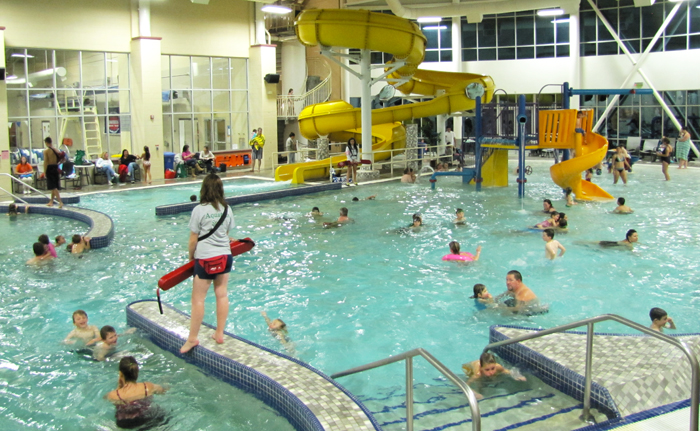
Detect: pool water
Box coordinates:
(1, 162, 698, 429)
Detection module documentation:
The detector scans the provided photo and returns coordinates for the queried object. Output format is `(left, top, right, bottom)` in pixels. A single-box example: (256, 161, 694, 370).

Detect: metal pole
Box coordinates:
(359, 49, 373, 166)
(406, 357, 414, 431)
(474, 96, 483, 192)
(517, 95, 526, 198)
(581, 322, 594, 423)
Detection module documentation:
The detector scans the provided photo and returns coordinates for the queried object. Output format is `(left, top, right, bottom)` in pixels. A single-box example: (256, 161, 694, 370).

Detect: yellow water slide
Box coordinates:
(275, 9, 495, 183)
(540, 110, 614, 201)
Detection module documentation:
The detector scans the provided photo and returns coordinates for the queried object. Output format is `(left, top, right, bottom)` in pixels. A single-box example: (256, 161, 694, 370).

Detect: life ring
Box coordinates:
(158, 238, 255, 291)
(442, 253, 475, 262)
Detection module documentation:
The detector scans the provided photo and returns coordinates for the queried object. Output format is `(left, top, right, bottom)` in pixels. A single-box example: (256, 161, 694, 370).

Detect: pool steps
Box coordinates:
(0, 199, 114, 249)
(126, 299, 380, 431)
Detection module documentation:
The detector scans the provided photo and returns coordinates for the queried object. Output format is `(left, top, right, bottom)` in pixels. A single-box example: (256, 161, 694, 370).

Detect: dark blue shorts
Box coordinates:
(193, 254, 233, 280)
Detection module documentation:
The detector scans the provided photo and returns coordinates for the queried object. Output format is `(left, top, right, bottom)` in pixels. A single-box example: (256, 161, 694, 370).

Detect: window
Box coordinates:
(5, 48, 131, 157)
(581, 0, 700, 57)
(462, 12, 570, 61)
(162, 55, 249, 151)
(418, 19, 453, 62)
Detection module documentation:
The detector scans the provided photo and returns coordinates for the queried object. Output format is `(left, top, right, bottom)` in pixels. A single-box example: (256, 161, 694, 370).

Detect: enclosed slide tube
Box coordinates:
(276, 9, 495, 183)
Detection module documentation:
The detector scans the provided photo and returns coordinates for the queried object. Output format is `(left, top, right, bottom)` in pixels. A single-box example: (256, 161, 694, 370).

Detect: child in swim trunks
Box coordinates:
(649, 307, 676, 333)
(64, 310, 101, 345)
(613, 197, 633, 214)
(94, 325, 137, 361)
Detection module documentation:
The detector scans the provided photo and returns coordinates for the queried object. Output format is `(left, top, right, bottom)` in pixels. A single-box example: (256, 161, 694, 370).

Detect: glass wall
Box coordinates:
(580, 0, 700, 56)
(5, 48, 131, 159)
(162, 55, 249, 152)
(462, 12, 570, 61)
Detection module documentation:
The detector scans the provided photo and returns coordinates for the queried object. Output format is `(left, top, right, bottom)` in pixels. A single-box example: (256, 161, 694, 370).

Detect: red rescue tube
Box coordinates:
(158, 238, 255, 291)
(337, 159, 371, 168)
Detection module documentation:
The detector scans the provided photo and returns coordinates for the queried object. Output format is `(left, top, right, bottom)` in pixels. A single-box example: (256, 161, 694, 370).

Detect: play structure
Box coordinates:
(274, 9, 495, 184)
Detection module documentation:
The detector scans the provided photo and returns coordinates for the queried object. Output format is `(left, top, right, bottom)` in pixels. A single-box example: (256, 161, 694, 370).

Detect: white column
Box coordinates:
(569, 12, 581, 110)
(451, 15, 463, 143)
(360, 49, 373, 163)
(138, 0, 151, 37)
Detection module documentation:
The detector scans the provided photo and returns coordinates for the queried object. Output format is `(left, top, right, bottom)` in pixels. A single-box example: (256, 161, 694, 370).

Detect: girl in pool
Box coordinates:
(63, 310, 101, 345)
(470, 284, 493, 309)
(105, 356, 166, 429)
(443, 241, 481, 261)
(535, 212, 560, 229)
(564, 187, 576, 207)
(140, 146, 151, 184)
(180, 174, 237, 353)
(463, 352, 525, 383)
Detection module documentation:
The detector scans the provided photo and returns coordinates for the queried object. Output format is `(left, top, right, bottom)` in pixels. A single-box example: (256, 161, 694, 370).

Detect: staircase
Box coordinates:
(82, 107, 102, 160)
(277, 60, 332, 120)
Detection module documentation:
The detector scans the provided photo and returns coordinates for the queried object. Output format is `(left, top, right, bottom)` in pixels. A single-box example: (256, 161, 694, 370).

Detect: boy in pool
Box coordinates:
(260, 311, 289, 345)
(64, 310, 101, 345)
(454, 208, 467, 225)
(309, 207, 323, 217)
(27, 242, 54, 265)
(94, 325, 137, 361)
(649, 307, 676, 333)
(70, 234, 91, 254)
(613, 197, 633, 214)
(543, 228, 566, 260)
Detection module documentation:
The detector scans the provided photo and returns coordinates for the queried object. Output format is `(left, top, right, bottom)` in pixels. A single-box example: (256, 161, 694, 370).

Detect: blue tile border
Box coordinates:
(127, 299, 381, 431)
(154, 183, 342, 216)
(574, 399, 690, 431)
(0, 203, 114, 249)
(15, 194, 81, 205)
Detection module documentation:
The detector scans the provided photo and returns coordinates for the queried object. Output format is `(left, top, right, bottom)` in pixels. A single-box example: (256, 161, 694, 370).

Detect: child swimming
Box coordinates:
(462, 352, 526, 398)
(261, 311, 289, 345)
(649, 307, 676, 333)
(453, 208, 467, 225)
(470, 284, 494, 310)
(613, 197, 633, 214)
(93, 325, 136, 361)
(63, 310, 101, 345)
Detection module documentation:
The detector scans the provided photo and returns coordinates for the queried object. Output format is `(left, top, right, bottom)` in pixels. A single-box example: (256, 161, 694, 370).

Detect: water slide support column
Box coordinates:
(360, 49, 373, 166)
(474, 96, 483, 192)
(517, 95, 527, 198)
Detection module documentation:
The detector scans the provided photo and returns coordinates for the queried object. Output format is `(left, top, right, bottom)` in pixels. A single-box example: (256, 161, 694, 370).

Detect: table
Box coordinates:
(74, 165, 94, 186)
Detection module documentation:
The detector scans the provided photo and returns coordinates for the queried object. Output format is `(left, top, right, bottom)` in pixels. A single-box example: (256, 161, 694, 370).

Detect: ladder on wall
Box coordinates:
(83, 107, 103, 160)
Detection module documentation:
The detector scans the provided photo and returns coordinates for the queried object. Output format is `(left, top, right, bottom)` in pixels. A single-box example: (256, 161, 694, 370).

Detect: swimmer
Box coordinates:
(55, 235, 66, 248)
(494, 270, 539, 314)
(599, 229, 638, 249)
(542, 199, 556, 214)
(309, 207, 323, 217)
(535, 212, 560, 229)
(613, 197, 633, 214)
(323, 207, 352, 228)
(585, 169, 593, 182)
(105, 356, 166, 429)
(454, 208, 467, 225)
(70, 234, 91, 254)
(190, 194, 197, 202)
(7, 203, 28, 216)
(445, 240, 481, 261)
(409, 213, 423, 229)
(564, 187, 576, 207)
(649, 307, 676, 333)
(27, 242, 54, 265)
(94, 325, 137, 361)
(542, 229, 565, 260)
(63, 310, 101, 345)
(462, 352, 526, 399)
(351, 195, 376, 201)
(401, 168, 416, 183)
(470, 284, 493, 305)
(38, 234, 58, 258)
(260, 311, 289, 345)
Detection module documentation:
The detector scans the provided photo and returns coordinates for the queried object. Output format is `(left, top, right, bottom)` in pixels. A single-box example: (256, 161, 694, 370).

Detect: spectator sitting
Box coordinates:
(14, 155, 34, 194)
(96, 152, 118, 186)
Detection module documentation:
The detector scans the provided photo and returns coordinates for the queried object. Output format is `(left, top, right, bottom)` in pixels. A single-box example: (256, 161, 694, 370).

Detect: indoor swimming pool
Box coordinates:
(1, 162, 698, 429)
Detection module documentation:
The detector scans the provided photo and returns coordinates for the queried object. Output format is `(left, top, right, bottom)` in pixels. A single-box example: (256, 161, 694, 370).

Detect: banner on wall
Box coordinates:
(108, 107, 120, 135)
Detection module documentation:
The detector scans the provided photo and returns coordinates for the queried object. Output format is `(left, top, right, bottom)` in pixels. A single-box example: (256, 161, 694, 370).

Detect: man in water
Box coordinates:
(599, 229, 638, 249)
(496, 270, 539, 313)
(323, 207, 351, 228)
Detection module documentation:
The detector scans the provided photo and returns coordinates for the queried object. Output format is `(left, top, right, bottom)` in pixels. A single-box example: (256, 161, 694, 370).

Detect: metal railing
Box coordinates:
(0, 173, 55, 204)
(277, 74, 332, 119)
(331, 348, 481, 431)
(484, 314, 700, 430)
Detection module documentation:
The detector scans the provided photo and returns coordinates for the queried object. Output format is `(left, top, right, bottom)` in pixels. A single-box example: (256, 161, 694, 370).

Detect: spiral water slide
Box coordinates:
(541, 109, 614, 201)
(274, 9, 495, 184)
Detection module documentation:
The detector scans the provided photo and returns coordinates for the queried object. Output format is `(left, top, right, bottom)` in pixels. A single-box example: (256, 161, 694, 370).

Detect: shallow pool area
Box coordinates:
(1, 162, 699, 429)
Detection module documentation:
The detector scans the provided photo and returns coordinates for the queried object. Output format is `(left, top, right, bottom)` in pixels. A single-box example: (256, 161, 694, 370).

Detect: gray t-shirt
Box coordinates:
(189, 203, 236, 259)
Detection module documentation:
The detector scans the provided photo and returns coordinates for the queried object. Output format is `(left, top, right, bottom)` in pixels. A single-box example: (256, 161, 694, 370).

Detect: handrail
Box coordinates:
(331, 347, 481, 431)
(277, 73, 332, 118)
(484, 314, 699, 430)
(0, 173, 55, 204)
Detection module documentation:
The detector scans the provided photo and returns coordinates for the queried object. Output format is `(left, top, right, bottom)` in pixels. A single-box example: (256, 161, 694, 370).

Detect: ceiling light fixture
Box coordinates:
(261, 4, 292, 14)
(537, 9, 564, 17)
(551, 18, 571, 24)
(417, 17, 442, 23)
(11, 53, 34, 58)
(423, 25, 447, 31)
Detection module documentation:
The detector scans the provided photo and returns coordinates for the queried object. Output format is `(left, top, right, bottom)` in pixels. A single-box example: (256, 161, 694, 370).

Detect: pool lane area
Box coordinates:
(127, 300, 380, 431)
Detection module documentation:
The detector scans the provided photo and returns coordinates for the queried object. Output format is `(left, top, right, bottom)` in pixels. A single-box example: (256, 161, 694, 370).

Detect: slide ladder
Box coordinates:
(83, 107, 103, 160)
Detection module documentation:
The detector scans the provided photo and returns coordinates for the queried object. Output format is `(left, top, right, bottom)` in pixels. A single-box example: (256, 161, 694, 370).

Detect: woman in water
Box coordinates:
(180, 174, 236, 353)
(612, 146, 629, 185)
(657, 137, 672, 181)
(676, 128, 691, 169)
(599, 229, 638, 249)
(105, 356, 165, 429)
(443, 241, 481, 261)
(345, 137, 360, 185)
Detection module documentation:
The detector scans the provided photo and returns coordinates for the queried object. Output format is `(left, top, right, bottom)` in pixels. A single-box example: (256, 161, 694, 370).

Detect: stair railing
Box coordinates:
(331, 347, 481, 431)
(484, 314, 699, 429)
